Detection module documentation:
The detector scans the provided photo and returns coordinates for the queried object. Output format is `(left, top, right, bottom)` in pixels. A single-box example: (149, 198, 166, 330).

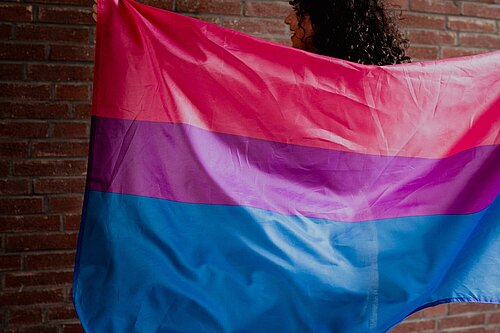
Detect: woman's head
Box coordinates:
(284, 0, 411, 65)
(284, 9, 316, 52)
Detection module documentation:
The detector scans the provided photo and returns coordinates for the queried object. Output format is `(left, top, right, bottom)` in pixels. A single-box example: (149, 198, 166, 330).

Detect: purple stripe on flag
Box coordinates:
(88, 116, 500, 222)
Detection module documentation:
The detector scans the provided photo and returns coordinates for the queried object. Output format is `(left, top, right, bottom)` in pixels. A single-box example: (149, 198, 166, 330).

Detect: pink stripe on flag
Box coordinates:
(92, 0, 500, 159)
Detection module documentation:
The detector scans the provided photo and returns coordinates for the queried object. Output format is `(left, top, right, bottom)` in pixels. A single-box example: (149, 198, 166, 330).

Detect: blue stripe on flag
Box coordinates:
(73, 191, 500, 333)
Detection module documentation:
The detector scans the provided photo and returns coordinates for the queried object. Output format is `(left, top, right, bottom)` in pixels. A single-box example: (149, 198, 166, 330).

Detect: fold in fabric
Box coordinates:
(73, 0, 500, 331)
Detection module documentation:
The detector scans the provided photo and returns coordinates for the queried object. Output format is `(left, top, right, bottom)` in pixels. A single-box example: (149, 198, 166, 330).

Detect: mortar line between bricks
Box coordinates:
(14, 0, 95, 8)
(32, 3, 39, 21)
(1, 100, 91, 104)
(0, 80, 94, 84)
(31, 3, 95, 9)
(405, 27, 499, 36)
(1, 229, 79, 235)
(1, 119, 86, 124)
(4, 156, 88, 160)
(0, 41, 94, 46)
(178, 11, 286, 20)
(5, 249, 77, 255)
(21, 139, 89, 143)
(0, 21, 96, 29)
(10, 22, 17, 39)
(0, 96, 92, 101)
(27, 139, 33, 159)
(0, 60, 95, 66)
(24, 177, 86, 181)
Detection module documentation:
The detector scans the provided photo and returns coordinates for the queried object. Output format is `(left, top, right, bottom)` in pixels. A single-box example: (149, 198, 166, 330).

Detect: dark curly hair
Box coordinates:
(289, 0, 411, 65)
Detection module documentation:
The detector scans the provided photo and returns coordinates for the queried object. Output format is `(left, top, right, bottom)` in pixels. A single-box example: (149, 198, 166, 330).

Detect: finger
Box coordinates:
(92, 4, 97, 11)
(92, 12, 97, 22)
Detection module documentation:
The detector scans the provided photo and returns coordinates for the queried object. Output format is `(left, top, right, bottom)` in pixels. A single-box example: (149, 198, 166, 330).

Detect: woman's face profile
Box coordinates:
(284, 9, 315, 51)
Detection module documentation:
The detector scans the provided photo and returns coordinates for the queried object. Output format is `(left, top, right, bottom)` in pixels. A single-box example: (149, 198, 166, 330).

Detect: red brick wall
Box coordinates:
(0, 0, 499, 332)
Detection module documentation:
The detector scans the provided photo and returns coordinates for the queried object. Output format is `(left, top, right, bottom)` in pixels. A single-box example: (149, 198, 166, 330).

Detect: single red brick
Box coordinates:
(0, 4, 33, 22)
(462, 2, 500, 20)
(387, 0, 409, 10)
(5, 270, 73, 288)
(0, 63, 23, 80)
(50, 45, 94, 62)
(0, 23, 12, 39)
(185, 14, 221, 25)
(1, 103, 69, 120)
(448, 303, 496, 314)
(460, 33, 500, 48)
(440, 313, 485, 328)
(410, 0, 460, 14)
(46, 306, 78, 321)
(141, 0, 174, 10)
(406, 311, 421, 320)
(489, 311, 500, 324)
(27, 64, 93, 82)
(177, 0, 241, 15)
(34, 177, 86, 194)
(407, 29, 457, 45)
(64, 214, 82, 230)
(390, 319, 436, 333)
(6, 232, 78, 252)
(408, 45, 438, 60)
(244, 1, 290, 18)
(16, 24, 90, 43)
(25, 252, 75, 270)
(0, 197, 44, 214)
(0, 142, 29, 158)
(52, 122, 89, 138)
(1, 325, 59, 333)
(0, 255, 22, 271)
(0, 178, 31, 195)
(399, 13, 446, 29)
(0, 43, 45, 60)
(421, 303, 447, 317)
(34, 0, 92, 5)
(0, 122, 49, 138)
(442, 47, 489, 59)
(7, 307, 43, 324)
(48, 195, 84, 213)
(445, 328, 496, 333)
(74, 104, 92, 119)
(55, 84, 90, 101)
(0, 83, 51, 100)
(38, 7, 94, 24)
(32, 141, 89, 158)
(0, 289, 65, 306)
(0, 215, 60, 232)
(222, 17, 285, 35)
(0, 160, 10, 176)
(448, 17, 496, 33)
(13, 159, 87, 177)
(63, 324, 85, 333)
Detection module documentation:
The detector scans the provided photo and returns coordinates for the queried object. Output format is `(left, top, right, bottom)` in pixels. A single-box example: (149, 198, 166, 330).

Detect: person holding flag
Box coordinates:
(78, 0, 500, 332)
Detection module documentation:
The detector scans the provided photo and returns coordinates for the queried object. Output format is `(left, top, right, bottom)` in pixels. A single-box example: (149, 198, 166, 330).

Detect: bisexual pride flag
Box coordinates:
(72, 0, 500, 331)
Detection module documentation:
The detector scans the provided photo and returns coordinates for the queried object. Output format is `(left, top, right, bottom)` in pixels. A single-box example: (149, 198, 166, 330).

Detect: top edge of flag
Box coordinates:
(92, 0, 500, 159)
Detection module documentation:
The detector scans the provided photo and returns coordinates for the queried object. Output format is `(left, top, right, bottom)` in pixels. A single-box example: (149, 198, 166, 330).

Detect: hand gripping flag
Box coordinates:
(73, 0, 500, 331)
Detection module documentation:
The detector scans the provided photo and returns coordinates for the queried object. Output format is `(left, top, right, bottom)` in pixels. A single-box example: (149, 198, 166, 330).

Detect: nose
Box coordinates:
(284, 10, 292, 25)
